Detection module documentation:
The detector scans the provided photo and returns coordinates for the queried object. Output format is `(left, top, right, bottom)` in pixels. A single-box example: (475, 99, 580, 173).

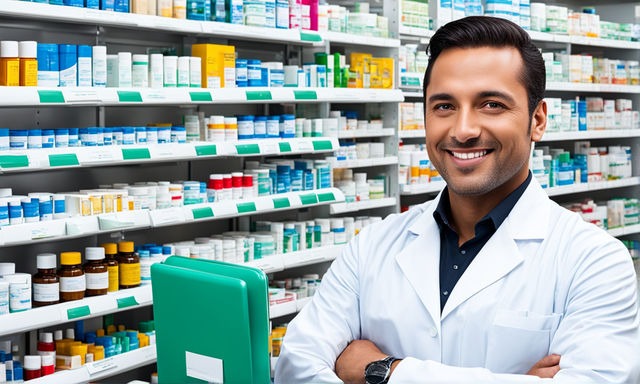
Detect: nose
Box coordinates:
(450, 108, 481, 143)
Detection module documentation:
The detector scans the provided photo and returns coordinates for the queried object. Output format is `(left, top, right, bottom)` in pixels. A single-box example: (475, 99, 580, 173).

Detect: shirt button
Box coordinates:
(443, 291, 449, 296)
(429, 327, 438, 337)
(453, 265, 459, 270)
(460, 250, 466, 255)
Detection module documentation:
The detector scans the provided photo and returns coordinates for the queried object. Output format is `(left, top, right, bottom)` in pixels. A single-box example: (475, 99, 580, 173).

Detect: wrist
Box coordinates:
(389, 359, 401, 378)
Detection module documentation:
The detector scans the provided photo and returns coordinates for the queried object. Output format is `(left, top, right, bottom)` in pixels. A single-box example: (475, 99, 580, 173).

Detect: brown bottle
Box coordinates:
(33, 253, 59, 307)
(58, 252, 85, 302)
(101, 242, 119, 293)
(84, 247, 108, 297)
(117, 241, 140, 289)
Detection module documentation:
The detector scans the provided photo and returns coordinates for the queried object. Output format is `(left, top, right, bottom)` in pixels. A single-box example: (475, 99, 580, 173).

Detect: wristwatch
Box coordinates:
(364, 356, 399, 384)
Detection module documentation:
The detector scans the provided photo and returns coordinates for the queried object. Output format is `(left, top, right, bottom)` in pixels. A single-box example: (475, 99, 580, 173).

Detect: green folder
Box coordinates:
(151, 257, 270, 384)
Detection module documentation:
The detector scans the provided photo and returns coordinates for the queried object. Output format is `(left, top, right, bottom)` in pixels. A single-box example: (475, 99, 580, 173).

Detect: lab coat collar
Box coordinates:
(397, 178, 551, 323)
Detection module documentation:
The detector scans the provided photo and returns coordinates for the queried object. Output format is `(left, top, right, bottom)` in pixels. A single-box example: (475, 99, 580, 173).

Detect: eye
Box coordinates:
(434, 103, 454, 111)
(483, 101, 505, 110)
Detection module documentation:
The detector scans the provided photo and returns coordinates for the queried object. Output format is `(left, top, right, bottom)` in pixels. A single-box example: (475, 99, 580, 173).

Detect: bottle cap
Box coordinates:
(18, 41, 37, 58)
(0, 41, 18, 58)
(23, 355, 41, 370)
(118, 241, 134, 253)
(36, 253, 56, 269)
(101, 242, 117, 255)
(0, 263, 15, 276)
(60, 252, 81, 266)
(85, 247, 105, 261)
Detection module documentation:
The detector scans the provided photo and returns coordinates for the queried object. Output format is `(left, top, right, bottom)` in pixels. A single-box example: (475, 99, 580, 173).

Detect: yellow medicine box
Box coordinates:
(191, 44, 236, 88)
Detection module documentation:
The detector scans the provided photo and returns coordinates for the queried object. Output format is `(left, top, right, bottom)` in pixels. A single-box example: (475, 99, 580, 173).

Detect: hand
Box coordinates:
(335, 340, 388, 384)
(527, 354, 561, 378)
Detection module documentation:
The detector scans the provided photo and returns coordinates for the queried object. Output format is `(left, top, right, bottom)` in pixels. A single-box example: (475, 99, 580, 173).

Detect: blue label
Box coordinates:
(54, 199, 65, 214)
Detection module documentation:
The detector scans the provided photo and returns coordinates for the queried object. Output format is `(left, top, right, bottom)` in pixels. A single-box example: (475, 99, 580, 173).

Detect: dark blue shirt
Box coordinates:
(433, 173, 532, 311)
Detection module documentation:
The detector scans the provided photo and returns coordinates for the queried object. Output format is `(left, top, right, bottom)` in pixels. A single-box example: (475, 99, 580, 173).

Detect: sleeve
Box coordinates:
(390, 232, 640, 384)
(273, 232, 363, 383)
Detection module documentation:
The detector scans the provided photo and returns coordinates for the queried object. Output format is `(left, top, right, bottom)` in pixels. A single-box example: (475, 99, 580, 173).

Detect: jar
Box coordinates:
(100, 242, 119, 293)
(32, 253, 60, 307)
(58, 252, 85, 302)
(84, 247, 108, 297)
(118, 241, 140, 289)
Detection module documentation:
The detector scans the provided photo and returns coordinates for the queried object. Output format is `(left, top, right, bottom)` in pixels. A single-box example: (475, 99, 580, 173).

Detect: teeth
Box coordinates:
(452, 150, 487, 160)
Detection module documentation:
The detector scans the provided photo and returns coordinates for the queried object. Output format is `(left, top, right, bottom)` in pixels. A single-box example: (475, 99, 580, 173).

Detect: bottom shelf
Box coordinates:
(29, 345, 157, 384)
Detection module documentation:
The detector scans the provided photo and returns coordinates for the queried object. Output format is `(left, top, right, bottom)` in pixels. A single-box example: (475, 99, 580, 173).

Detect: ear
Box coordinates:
(530, 100, 547, 142)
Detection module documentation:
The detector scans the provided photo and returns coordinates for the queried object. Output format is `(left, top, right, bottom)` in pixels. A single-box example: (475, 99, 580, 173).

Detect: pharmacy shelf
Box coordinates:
(321, 31, 400, 48)
(328, 156, 398, 169)
(399, 129, 426, 139)
(546, 82, 640, 94)
(29, 345, 157, 384)
(0, 189, 345, 246)
(541, 129, 640, 142)
(546, 177, 640, 197)
(337, 128, 395, 139)
(402, 90, 423, 98)
(245, 244, 344, 273)
(527, 30, 640, 50)
(0, 1, 322, 46)
(400, 181, 446, 196)
(0, 286, 152, 336)
(0, 87, 404, 106)
(0, 137, 339, 173)
(399, 25, 435, 42)
(608, 224, 640, 238)
(330, 197, 397, 214)
(270, 296, 312, 319)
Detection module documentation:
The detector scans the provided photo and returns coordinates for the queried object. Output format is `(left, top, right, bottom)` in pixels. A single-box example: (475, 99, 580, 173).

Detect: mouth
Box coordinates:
(447, 149, 493, 160)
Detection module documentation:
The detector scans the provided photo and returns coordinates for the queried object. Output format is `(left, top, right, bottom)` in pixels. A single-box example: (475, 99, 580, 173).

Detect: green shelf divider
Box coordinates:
(192, 207, 214, 219)
(237, 202, 257, 213)
(317, 192, 336, 202)
(117, 296, 139, 309)
(122, 148, 151, 160)
(300, 31, 322, 42)
(195, 145, 217, 156)
(272, 197, 291, 209)
(246, 91, 272, 101)
(189, 91, 213, 102)
(312, 140, 334, 151)
(38, 90, 65, 103)
(279, 142, 292, 153)
(49, 153, 79, 167)
(117, 91, 143, 102)
(0, 155, 29, 169)
(294, 90, 318, 100)
(300, 194, 318, 205)
(236, 144, 261, 155)
(67, 305, 91, 320)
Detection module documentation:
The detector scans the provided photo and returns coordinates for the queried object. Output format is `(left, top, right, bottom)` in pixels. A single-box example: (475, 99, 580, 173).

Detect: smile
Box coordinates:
(450, 150, 490, 160)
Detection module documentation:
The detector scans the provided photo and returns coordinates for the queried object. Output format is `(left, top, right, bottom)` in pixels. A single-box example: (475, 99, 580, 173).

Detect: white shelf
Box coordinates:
(527, 30, 640, 50)
(270, 296, 312, 319)
(546, 177, 640, 197)
(330, 197, 397, 214)
(399, 25, 435, 42)
(400, 181, 446, 195)
(245, 244, 344, 273)
(402, 90, 423, 98)
(608, 224, 640, 238)
(0, 286, 152, 335)
(321, 31, 400, 47)
(399, 129, 426, 139)
(0, 137, 339, 173)
(546, 82, 640, 93)
(337, 128, 395, 139)
(541, 129, 640, 142)
(328, 156, 398, 169)
(29, 345, 157, 384)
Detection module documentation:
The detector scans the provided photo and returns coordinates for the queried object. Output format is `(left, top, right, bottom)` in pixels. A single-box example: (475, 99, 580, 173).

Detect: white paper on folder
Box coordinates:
(185, 351, 224, 384)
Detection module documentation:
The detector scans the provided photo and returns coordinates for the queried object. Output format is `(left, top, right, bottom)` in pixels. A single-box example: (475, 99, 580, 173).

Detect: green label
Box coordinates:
(122, 148, 151, 160)
(67, 305, 91, 320)
(279, 142, 292, 153)
(189, 91, 213, 102)
(300, 31, 322, 42)
(195, 145, 217, 156)
(192, 207, 214, 219)
(313, 140, 334, 151)
(236, 144, 260, 155)
(300, 194, 318, 205)
(294, 90, 318, 100)
(117, 91, 143, 102)
(317, 192, 336, 202)
(117, 296, 139, 309)
(246, 91, 272, 101)
(0, 155, 29, 169)
(273, 197, 291, 209)
(38, 90, 65, 103)
(49, 153, 79, 167)
(237, 202, 257, 213)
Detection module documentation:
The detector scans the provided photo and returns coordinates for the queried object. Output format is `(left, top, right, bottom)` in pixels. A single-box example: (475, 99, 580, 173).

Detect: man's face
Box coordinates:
(424, 46, 546, 198)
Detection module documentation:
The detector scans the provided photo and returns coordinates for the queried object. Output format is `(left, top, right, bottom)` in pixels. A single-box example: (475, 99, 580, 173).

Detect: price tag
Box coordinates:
(30, 223, 61, 240)
(85, 356, 118, 376)
(259, 141, 279, 155)
(295, 140, 314, 153)
(150, 208, 186, 226)
(77, 147, 118, 164)
(63, 89, 100, 103)
(143, 91, 168, 102)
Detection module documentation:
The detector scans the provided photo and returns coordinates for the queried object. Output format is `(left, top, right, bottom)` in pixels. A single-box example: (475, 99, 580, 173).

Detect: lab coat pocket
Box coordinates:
(485, 310, 562, 374)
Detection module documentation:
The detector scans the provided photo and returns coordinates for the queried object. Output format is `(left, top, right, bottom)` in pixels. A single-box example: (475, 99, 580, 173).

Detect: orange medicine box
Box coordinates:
(191, 44, 236, 88)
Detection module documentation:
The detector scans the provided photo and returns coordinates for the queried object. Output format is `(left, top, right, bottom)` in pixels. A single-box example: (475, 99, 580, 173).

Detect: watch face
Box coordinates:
(365, 361, 390, 384)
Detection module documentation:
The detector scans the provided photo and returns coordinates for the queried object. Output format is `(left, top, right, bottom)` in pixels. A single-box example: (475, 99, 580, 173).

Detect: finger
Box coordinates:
(535, 354, 561, 368)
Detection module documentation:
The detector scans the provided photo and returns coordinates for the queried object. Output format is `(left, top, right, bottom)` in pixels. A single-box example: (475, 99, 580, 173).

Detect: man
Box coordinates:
(275, 16, 640, 384)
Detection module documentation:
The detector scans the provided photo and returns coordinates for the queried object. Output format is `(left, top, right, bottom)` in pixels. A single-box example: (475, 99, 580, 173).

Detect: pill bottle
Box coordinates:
(18, 41, 37, 86)
(0, 41, 20, 86)
(102, 243, 119, 292)
(84, 247, 108, 297)
(32, 253, 60, 307)
(58, 252, 85, 302)
(118, 241, 140, 289)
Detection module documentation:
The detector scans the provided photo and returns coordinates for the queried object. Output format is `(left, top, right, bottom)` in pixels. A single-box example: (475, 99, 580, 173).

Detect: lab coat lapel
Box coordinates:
(440, 179, 550, 320)
(395, 195, 443, 327)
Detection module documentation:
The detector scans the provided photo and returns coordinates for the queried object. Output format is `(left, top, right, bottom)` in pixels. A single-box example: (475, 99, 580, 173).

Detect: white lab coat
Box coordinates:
(274, 179, 640, 384)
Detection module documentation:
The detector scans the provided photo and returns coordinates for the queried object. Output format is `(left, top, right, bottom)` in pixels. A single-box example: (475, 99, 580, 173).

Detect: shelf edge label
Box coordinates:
(195, 145, 217, 156)
(117, 91, 143, 102)
(67, 305, 91, 320)
(294, 90, 318, 100)
(236, 202, 257, 213)
(0, 155, 29, 169)
(300, 193, 318, 205)
(235, 144, 261, 155)
(245, 91, 272, 101)
(189, 91, 213, 102)
(116, 296, 139, 309)
(272, 197, 291, 209)
(312, 140, 334, 151)
(192, 207, 214, 219)
(38, 90, 65, 103)
(49, 153, 80, 167)
(122, 148, 151, 160)
(278, 142, 292, 153)
(317, 192, 336, 202)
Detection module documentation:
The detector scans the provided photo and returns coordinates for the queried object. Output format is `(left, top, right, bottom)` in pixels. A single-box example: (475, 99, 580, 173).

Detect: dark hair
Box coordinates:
(423, 16, 546, 117)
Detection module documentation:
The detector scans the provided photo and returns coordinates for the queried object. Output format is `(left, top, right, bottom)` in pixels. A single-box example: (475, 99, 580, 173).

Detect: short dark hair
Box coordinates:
(423, 16, 546, 117)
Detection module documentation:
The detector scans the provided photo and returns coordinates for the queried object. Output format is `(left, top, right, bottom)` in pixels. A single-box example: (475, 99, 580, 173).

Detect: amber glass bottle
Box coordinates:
(32, 253, 59, 307)
(58, 252, 85, 302)
(101, 243, 119, 293)
(118, 241, 140, 289)
(84, 247, 108, 297)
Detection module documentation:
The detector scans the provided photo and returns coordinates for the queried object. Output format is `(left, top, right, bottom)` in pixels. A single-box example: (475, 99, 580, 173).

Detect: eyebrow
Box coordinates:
(427, 91, 516, 105)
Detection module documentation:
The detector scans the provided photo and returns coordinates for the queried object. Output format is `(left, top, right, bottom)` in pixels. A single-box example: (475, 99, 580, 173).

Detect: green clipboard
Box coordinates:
(152, 257, 271, 384)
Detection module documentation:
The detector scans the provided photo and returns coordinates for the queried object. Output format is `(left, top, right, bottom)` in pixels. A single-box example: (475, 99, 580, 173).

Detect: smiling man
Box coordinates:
(274, 16, 640, 384)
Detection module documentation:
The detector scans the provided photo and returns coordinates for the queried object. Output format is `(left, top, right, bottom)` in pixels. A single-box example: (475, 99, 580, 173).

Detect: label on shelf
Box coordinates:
(272, 197, 290, 209)
(279, 142, 292, 153)
(116, 296, 139, 309)
(299, 31, 322, 42)
(259, 141, 279, 155)
(317, 191, 336, 202)
(299, 193, 318, 205)
(85, 355, 118, 375)
(149, 207, 186, 226)
(67, 305, 91, 320)
(63, 89, 100, 103)
(49, 153, 80, 167)
(294, 140, 314, 153)
(312, 140, 333, 151)
(148, 144, 196, 159)
(122, 148, 151, 160)
(77, 147, 121, 164)
(294, 90, 317, 100)
(245, 91, 272, 101)
(195, 144, 217, 156)
(117, 91, 143, 103)
(192, 207, 214, 220)
(189, 91, 213, 102)
(38, 90, 65, 103)
(236, 202, 257, 214)
(0, 154, 29, 169)
(235, 143, 261, 155)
